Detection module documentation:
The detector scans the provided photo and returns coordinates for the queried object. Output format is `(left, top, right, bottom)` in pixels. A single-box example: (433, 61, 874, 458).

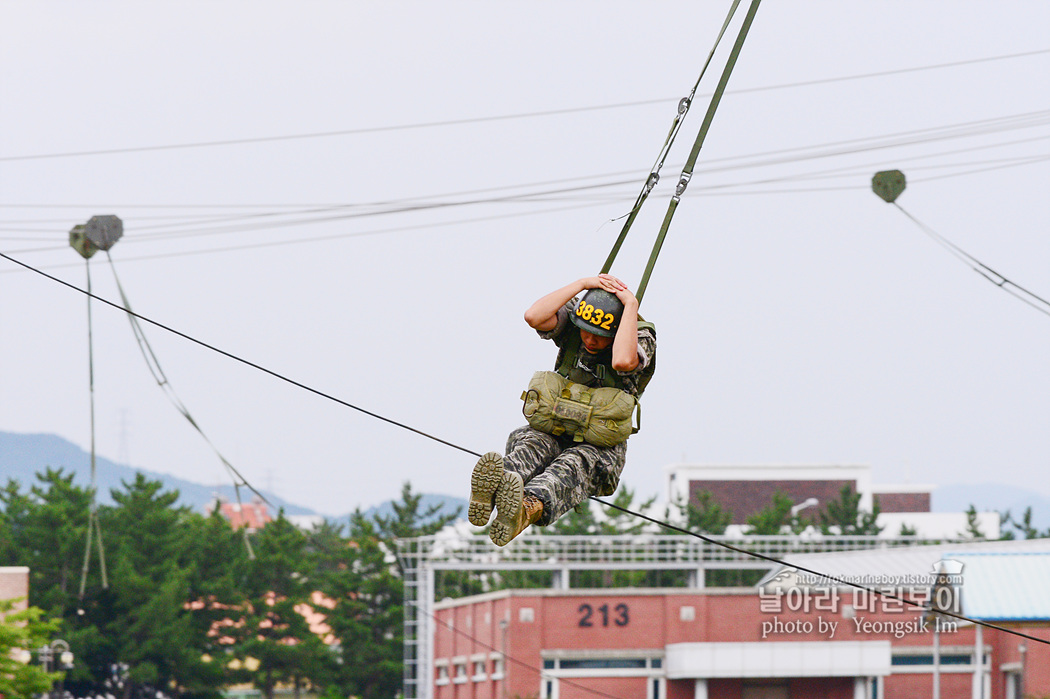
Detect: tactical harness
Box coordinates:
(521, 319, 655, 447)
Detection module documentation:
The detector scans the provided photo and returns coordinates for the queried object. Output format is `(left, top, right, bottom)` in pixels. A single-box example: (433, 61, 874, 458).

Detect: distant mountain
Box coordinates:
(0, 430, 469, 526)
(933, 482, 1050, 531)
(0, 430, 315, 516)
(354, 493, 467, 524)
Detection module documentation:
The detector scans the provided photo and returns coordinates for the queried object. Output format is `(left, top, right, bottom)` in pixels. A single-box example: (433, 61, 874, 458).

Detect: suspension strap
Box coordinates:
(79, 258, 109, 608)
(601, 0, 743, 277)
(635, 0, 763, 303)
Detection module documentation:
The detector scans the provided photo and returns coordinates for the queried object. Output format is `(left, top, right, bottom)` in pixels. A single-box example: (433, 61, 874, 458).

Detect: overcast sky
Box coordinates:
(1, 1, 1048, 517)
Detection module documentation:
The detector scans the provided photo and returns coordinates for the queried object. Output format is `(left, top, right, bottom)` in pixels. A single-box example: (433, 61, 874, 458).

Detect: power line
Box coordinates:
(1, 49, 1046, 163)
(4, 151, 1047, 271)
(3, 247, 1046, 648)
(891, 202, 1050, 319)
(3, 108, 1046, 238)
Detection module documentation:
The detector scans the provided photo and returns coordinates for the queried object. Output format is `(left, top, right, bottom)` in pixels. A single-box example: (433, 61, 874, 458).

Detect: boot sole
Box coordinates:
(490, 471, 524, 546)
(468, 452, 504, 526)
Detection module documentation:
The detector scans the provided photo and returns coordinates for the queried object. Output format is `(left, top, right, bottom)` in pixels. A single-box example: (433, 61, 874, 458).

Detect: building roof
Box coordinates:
(760, 538, 1050, 623)
(760, 537, 1050, 591)
(945, 551, 1050, 622)
(205, 496, 272, 530)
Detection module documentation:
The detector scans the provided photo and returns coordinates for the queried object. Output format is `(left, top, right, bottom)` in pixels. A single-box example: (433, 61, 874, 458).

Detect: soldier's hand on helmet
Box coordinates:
(596, 274, 638, 308)
(595, 273, 627, 293)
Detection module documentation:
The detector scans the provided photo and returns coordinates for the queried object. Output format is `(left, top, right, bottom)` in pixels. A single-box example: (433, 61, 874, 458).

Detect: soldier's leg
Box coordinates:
(486, 427, 564, 546)
(502, 426, 563, 484)
(523, 441, 628, 526)
(469, 426, 561, 528)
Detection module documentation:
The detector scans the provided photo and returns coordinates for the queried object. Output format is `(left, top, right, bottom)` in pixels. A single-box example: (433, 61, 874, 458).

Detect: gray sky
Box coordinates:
(1, 1, 1048, 517)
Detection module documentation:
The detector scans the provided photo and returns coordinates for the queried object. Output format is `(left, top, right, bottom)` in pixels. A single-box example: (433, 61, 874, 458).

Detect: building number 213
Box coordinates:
(578, 603, 629, 627)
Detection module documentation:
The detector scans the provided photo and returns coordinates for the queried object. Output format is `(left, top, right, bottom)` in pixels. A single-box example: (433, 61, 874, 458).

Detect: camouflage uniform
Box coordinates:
(502, 300, 656, 525)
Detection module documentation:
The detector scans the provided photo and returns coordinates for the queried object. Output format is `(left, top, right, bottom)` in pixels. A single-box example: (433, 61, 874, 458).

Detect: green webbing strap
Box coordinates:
(635, 0, 762, 303)
(600, 0, 743, 277)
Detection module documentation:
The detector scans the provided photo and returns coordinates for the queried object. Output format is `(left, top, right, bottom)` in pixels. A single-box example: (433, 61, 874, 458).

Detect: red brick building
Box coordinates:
(204, 495, 272, 531)
(422, 538, 1050, 699)
(664, 463, 997, 538)
(0, 566, 29, 614)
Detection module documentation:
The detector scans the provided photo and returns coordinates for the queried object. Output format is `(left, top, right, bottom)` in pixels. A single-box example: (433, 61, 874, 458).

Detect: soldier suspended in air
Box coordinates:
(469, 273, 656, 545)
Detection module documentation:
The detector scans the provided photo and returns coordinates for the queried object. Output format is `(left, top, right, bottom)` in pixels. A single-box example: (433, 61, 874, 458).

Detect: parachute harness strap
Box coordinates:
(600, 0, 743, 278)
(636, 0, 762, 303)
(602, 0, 763, 305)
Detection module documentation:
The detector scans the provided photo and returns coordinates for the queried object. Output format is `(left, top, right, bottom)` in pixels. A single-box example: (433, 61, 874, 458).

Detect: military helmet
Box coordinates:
(570, 289, 624, 338)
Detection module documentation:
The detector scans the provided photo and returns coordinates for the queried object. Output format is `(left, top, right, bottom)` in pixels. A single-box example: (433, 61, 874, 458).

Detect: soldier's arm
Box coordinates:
(524, 276, 601, 332)
(611, 288, 640, 372)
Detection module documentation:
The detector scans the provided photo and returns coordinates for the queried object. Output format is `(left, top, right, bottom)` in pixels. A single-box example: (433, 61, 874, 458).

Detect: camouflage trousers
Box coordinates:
(502, 425, 628, 526)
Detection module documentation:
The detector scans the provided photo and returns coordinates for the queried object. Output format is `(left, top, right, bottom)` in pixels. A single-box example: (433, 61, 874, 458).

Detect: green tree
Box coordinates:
(667, 489, 732, 534)
(818, 485, 883, 536)
(236, 512, 329, 699)
(373, 483, 460, 544)
(745, 491, 795, 535)
(91, 474, 224, 698)
(318, 512, 404, 699)
(0, 469, 93, 617)
(0, 599, 62, 699)
(373, 481, 463, 599)
(182, 508, 254, 691)
(550, 487, 656, 537)
(999, 506, 1049, 540)
(961, 504, 986, 539)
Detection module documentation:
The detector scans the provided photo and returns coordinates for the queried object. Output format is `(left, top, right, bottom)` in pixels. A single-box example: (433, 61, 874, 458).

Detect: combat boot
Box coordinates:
(468, 452, 504, 526)
(490, 471, 544, 546)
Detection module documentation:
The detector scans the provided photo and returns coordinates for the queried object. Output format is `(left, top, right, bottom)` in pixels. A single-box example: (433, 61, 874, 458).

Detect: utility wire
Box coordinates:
(104, 250, 266, 556)
(1, 49, 1046, 163)
(891, 203, 1050, 319)
(3, 248, 1046, 648)
(3, 107, 1046, 231)
(3, 107, 1046, 247)
(5, 147, 1048, 271)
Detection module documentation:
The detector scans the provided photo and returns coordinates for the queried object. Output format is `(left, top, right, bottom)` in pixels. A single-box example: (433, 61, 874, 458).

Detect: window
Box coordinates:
(559, 659, 646, 670)
(1004, 670, 1022, 699)
(892, 653, 971, 666)
(541, 656, 662, 671)
(472, 659, 486, 681)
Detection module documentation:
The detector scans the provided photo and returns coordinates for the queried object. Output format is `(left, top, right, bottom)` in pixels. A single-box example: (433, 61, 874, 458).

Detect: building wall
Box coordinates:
(0, 567, 30, 614)
(875, 491, 931, 513)
(432, 587, 1049, 699)
(688, 479, 856, 524)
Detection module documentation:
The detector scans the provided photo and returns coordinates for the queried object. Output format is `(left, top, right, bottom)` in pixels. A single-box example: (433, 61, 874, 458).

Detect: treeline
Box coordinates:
(0, 468, 456, 699)
(2, 469, 1044, 699)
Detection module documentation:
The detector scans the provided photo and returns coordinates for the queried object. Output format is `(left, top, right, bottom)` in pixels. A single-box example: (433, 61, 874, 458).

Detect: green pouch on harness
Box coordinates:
(520, 371, 639, 447)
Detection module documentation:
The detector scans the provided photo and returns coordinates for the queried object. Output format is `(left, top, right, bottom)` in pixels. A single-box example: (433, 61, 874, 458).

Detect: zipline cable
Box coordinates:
(0, 251, 479, 460)
(4, 248, 1047, 648)
(592, 496, 1050, 646)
